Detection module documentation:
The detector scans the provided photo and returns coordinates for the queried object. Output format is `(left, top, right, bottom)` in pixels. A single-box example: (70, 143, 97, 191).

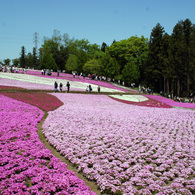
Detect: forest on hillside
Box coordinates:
(2, 19, 195, 97)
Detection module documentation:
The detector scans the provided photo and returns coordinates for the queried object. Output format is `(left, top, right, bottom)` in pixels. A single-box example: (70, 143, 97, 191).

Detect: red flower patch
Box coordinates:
(2, 92, 63, 111)
(109, 96, 172, 108)
(0, 86, 25, 90)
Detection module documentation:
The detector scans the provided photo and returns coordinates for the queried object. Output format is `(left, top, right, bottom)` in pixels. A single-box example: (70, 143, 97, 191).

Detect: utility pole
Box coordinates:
(33, 32, 39, 53)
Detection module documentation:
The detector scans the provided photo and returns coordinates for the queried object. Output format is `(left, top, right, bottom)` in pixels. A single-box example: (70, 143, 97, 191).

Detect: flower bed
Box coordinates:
(27, 69, 131, 92)
(43, 93, 195, 194)
(145, 95, 195, 109)
(0, 77, 54, 90)
(109, 95, 149, 102)
(0, 71, 128, 93)
(0, 94, 96, 194)
(109, 95, 172, 108)
(0, 85, 25, 90)
(0, 74, 83, 91)
(2, 92, 63, 112)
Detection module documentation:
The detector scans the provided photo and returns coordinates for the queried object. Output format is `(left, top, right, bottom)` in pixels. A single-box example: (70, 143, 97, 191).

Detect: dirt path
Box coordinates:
(37, 112, 104, 195)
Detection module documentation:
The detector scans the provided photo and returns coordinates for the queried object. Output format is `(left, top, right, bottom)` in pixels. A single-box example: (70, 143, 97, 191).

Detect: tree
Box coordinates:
(3, 58, 11, 66)
(171, 19, 195, 96)
(112, 39, 116, 45)
(40, 53, 58, 71)
(122, 57, 140, 85)
(40, 31, 102, 73)
(76, 50, 89, 73)
(87, 43, 101, 58)
(100, 51, 120, 79)
(64, 38, 101, 72)
(83, 59, 101, 75)
(108, 36, 148, 75)
(145, 23, 165, 92)
(65, 55, 78, 72)
(26, 52, 33, 68)
(171, 21, 184, 96)
(41, 30, 63, 71)
(161, 33, 173, 95)
(12, 58, 20, 67)
(190, 24, 195, 95)
(182, 19, 193, 97)
(33, 47, 38, 69)
(101, 42, 107, 52)
(54, 46, 69, 71)
(20, 46, 26, 68)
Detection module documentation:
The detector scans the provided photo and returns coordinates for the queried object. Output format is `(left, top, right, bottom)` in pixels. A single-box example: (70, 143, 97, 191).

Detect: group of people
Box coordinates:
(159, 91, 195, 103)
(139, 85, 153, 95)
(72, 71, 85, 79)
(0, 66, 27, 74)
(86, 85, 101, 93)
(54, 81, 70, 93)
(72, 71, 108, 82)
(54, 81, 101, 94)
(41, 69, 52, 76)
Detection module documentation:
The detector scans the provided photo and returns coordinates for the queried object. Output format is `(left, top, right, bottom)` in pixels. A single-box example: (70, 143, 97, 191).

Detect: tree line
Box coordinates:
(2, 19, 195, 97)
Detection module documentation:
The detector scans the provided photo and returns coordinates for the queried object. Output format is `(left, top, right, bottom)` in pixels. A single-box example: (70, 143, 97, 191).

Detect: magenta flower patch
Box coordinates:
(0, 94, 96, 194)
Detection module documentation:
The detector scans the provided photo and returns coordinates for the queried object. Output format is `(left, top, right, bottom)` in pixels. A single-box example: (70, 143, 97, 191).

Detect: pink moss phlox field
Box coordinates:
(43, 93, 195, 194)
(145, 95, 195, 109)
(0, 95, 96, 194)
(27, 70, 131, 92)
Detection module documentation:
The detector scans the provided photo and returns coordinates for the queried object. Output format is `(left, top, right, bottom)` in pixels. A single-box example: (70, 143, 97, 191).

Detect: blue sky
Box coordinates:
(0, 0, 195, 61)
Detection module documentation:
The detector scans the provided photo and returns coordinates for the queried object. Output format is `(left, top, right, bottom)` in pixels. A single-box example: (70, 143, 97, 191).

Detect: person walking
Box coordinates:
(59, 83, 63, 92)
(86, 86, 89, 93)
(54, 81, 58, 93)
(97, 86, 100, 93)
(89, 85, 92, 93)
(66, 81, 70, 92)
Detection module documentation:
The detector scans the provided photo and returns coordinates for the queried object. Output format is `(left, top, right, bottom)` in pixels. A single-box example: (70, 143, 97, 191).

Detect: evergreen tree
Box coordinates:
(161, 33, 173, 95)
(20, 46, 26, 68)
(182, 19, 193, 97)
(33, 47, 38, 69)
(171, 19, 195, 96)
(145, 23, 165, 92)
(101, 42, 107, 52)
(190, 24, 195, 95)
(26, 52, 33, 68)
(171, 21, 184, 96)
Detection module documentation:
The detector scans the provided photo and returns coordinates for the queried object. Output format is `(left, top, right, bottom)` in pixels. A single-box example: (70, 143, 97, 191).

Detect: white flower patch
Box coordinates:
(0, 72, 124, 92)
(109, 94, 148, 102)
